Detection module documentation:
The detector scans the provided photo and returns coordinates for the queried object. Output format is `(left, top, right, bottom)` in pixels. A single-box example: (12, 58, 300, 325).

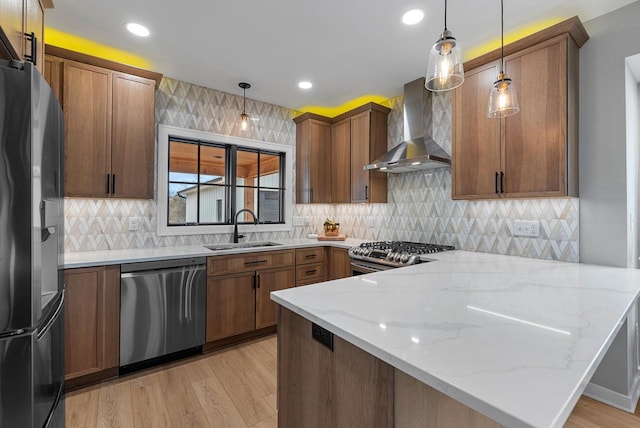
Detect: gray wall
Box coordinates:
(580, 1, 640, 267)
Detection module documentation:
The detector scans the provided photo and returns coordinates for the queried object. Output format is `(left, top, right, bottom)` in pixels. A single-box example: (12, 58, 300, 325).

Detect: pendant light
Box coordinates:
(239, 82, 251, 130)
(425, 0, 464, 92)
(487, 0, 519, 118)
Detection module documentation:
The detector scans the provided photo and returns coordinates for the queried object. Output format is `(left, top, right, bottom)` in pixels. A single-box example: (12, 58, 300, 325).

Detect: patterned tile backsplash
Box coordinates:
(65, 78, 579, 262)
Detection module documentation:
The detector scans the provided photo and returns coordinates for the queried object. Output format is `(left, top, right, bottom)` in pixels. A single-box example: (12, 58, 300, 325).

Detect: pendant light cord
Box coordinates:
(243, 87, 246, 114)
(500, 0, 504, 74)
(444, 0, 448, 31)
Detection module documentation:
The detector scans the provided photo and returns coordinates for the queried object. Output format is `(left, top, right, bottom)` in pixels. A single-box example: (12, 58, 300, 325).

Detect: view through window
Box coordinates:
(167, 138, 286, 226)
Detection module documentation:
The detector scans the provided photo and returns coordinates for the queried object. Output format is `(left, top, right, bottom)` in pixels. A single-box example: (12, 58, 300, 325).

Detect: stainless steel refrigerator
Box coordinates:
(0, 59, 65, 427)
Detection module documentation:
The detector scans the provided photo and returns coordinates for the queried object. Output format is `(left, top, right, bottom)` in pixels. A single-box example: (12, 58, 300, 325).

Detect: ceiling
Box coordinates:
(47, 0, 637, 112)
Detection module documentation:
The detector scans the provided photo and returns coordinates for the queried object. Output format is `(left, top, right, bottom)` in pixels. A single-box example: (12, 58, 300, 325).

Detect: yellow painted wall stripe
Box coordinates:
(297, 94, 392, 117)
(45, 27, 152, 69)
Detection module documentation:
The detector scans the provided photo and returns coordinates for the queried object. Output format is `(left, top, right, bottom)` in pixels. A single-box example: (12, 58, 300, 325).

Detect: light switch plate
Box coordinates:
(513, 220, 540, 238)
(292, 216, 304, 226)
(367, 217, 375, 228)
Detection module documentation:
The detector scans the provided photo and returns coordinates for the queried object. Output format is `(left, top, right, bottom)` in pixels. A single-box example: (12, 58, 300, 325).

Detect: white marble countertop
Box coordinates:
(272, 250, 640, 428)
(63, 238, 367, 268)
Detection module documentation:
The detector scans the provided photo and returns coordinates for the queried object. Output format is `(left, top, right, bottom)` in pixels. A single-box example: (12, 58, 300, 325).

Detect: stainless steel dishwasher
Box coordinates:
(120, 257, 206, 373)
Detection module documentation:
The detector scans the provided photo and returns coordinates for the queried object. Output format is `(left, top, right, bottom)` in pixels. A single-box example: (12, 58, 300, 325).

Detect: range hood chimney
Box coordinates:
(364, 77, 451, 173)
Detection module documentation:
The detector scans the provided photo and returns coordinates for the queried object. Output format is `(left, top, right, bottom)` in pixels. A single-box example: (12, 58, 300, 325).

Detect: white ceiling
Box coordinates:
(47, 0, 638, 110)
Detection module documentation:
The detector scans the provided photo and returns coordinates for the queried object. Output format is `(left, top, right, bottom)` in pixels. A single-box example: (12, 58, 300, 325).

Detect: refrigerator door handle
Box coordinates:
(37, 291, 64, 341)
(0, 329, 27, 339)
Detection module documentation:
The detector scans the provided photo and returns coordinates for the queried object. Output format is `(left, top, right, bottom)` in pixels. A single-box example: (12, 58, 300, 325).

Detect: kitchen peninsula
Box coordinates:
(272, 251, 640, 427)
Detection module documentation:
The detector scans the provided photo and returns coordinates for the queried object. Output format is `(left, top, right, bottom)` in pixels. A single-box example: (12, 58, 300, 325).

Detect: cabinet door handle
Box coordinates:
(252, 275, 257, 289)
(305, 269, 317, 275)
(310, 188, 313, 203)
(23, 32, 36, 65)
(106, 174, 111, 194)
(245, 260, 268, 266)
(256, 274, 261, 288)
(500, 171, 505, 194)
(365, 185, 369, 200)
(305, 254, 317, 259)
(111, 174, 116, 194)
(495, 172, 499, 194)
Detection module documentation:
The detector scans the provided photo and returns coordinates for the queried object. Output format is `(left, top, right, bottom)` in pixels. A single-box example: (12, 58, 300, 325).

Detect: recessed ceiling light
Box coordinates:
(298, 81, 313, 90)
(402, 9, 424, 26)
(126, 22, 150, 37)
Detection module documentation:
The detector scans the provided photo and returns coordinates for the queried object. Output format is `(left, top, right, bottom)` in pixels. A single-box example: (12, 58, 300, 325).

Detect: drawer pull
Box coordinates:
(305, 269, 317, 275)
(245, 260, 268, 266)
(305, 254, 317, 259)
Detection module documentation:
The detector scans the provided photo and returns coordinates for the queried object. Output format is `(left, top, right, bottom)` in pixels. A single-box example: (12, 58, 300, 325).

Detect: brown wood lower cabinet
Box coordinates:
(278, 307, 394, 427)
(63, 265, 120, 389)
(328, 247, 351, 280)
(205, 250, 295, 345)
(206, 271, 256, 342)
(278, 307, 501, 427)
(295, 247, 327, 286)
(255, 266, 295, 329)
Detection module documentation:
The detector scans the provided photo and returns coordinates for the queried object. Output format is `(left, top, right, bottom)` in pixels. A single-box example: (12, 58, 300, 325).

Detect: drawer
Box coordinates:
(295, 261, 326, 285)
(208, 250, 294, 276)
(295, 247, 326, 265)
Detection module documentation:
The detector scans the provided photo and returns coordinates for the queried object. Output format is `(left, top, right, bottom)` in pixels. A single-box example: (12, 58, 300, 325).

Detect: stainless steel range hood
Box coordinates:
(364, 77, 451, 173)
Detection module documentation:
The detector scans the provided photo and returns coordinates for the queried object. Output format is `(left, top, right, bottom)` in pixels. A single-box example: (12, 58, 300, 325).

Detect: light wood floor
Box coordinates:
(67, 334, 640, 427)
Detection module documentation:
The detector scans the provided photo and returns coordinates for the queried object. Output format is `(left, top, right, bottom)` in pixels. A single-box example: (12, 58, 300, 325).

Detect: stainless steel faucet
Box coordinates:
(233, 208, 258, 243)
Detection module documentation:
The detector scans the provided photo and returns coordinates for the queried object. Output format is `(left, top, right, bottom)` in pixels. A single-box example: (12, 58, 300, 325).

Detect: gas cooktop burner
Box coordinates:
(349, 241, 455, 268)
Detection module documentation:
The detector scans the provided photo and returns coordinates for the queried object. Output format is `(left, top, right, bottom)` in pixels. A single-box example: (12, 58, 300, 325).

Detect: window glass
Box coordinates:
(165, 137, 285, 228)
(259, 153, 281, 188)
(168, 141, 197, 225)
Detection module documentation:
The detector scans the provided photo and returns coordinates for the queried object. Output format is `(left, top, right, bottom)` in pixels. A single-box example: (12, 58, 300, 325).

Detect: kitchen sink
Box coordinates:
(204, 241, 283, 251)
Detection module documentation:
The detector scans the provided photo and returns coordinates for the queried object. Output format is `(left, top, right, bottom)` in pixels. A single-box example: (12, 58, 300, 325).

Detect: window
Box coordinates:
(157, 125, 293, 236)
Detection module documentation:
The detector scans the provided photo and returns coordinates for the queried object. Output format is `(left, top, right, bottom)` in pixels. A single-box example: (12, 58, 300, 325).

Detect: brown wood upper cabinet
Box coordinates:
(44, 52, 157, 199)
(0, 0, 46, 72)
(63, 265, 120, 389)
(294, 114, 332, 203)
(295, 102, 390, 204)
(452, 17, 587, 200)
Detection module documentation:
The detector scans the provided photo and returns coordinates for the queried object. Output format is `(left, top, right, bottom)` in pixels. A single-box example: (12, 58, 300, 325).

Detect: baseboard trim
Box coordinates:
(584, 372, 640, 413)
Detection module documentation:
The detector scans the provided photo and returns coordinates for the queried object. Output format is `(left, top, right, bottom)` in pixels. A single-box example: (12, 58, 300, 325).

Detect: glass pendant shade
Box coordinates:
(425, 30, 465, 91)
(241, 112, 249, 130)
(488, 73, 519, 118)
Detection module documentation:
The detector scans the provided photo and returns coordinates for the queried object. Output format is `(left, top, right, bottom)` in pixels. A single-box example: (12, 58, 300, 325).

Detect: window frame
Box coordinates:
(157, 124, 293, 237)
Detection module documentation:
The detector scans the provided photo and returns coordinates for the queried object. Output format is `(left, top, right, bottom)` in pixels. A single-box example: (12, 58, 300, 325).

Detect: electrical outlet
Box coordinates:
(292, 216, 304, 226)
(128, 217, 140, 231)
(367, 217, 375, 228)
(513, 220, 540, 238)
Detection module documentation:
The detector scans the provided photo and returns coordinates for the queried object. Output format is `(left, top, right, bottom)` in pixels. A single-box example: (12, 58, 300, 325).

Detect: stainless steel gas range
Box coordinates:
(348, 241, 455, 275)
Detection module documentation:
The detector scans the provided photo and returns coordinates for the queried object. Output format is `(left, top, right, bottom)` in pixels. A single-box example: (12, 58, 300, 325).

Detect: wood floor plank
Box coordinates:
(130, 376, 173, 428)
(64, 333, 640, 428)
(238, 338, 277, 379)
(230, 343, 276, 396)
(97, 381, 134, 428)
(206, 347, 275, 426)
(157, 366, 204, 421)
(565, 396, 640, 427)
(192, 374, 248, 428)
(170, 409, 211, 428)
(251, 412, 277, 428)
(264, 392, 277, 413)
(66, 386, 100, 428)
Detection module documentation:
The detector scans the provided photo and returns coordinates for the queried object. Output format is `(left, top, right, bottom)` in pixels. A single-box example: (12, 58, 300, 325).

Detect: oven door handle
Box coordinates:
(350, 261, 385, 274)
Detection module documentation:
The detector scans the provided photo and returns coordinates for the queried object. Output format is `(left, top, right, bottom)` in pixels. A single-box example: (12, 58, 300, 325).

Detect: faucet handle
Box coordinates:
(237, 234, 245, 240)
